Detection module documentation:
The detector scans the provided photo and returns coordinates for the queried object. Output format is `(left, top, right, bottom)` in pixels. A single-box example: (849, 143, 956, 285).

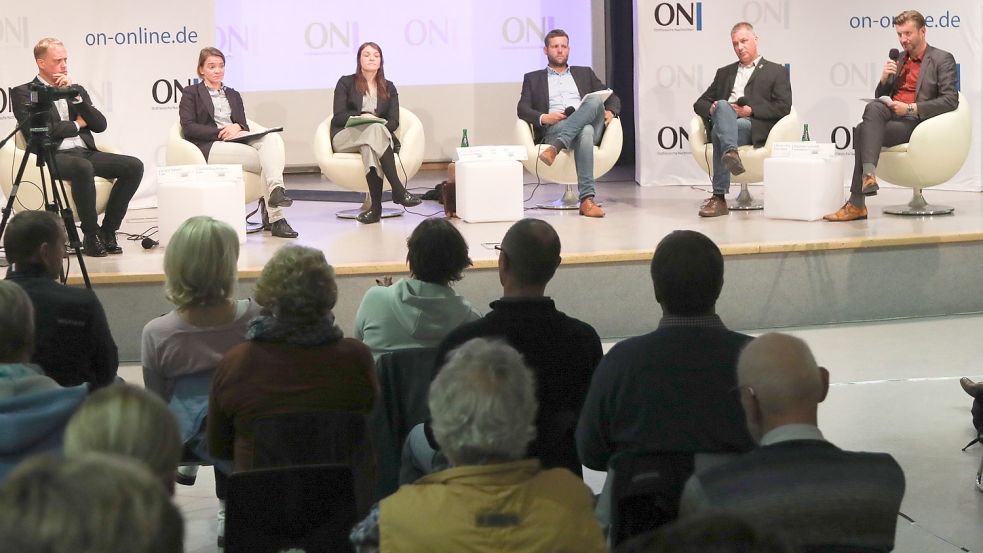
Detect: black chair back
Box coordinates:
(609, 450, 696, 547)
(224, 464, 356, 553)
(252, 411, 375, 517)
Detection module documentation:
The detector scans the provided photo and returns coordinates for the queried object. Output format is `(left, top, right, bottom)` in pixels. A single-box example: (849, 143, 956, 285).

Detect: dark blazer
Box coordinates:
(178, 82, 250, 160)
(11, 77, 108, 150)
(517, 66, 621, 143)
(689, 439, 906, 552)
(330, 74, 400, 146)
(693, 57, 792, 147)
(875, 44, 959, 120)
(7, 263, 118, 389)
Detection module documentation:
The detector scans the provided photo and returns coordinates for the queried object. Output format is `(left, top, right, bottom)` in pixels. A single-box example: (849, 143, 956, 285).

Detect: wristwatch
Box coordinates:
(906, 103, 915, 115)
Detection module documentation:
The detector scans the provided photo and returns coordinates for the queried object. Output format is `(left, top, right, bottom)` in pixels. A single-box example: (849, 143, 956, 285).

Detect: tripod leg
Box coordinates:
(40, 147, 91, 289)
(0, 140, 39, 242)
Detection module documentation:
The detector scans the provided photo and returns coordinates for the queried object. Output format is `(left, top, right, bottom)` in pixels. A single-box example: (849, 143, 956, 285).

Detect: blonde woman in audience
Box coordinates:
(0, 452, 184, 553)
(64, 384, 182, 495)
(208, 245, 377, 472)
(350, 338, 604, 553)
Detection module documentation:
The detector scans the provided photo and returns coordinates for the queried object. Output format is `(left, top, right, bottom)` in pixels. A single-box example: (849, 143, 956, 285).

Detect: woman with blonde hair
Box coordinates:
(208, 245, 378, 471)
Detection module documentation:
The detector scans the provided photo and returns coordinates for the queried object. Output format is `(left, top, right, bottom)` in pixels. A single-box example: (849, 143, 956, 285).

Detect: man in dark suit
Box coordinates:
(693, 22, 792, 217)
(517, 29, 620, 218)
(4, 211, 119, 388)
(826, 9, 959, 222)
(679, 333, 906, 552)
(11, 38, 143, 257)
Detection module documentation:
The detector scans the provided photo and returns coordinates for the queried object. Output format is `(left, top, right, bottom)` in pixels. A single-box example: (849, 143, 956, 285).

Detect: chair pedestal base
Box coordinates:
(728, 183, 763, 211)
(883, 189, 953, 216)
(536, 184, 580, 210)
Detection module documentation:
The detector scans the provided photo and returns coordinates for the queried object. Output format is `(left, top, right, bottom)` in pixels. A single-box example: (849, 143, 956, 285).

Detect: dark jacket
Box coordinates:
(436, 298, 603, 477)
(179, 81, 250, 160)
(875, 44, 959, 120)
(6, 263, 118, 388)
(693, 57, 792, 147)
(11, 78, 108, 150)
(330, 74, 400, 146)
(517, 66, 621, 144)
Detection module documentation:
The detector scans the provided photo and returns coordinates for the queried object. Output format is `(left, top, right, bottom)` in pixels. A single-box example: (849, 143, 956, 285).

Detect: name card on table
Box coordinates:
(772, 142, 836, 158)
(456, 145, 528, 162)
(157, 164, 244, 184)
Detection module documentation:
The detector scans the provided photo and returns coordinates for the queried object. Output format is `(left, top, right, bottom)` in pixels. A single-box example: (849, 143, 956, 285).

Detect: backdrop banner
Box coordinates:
(635, 0, 982, 191)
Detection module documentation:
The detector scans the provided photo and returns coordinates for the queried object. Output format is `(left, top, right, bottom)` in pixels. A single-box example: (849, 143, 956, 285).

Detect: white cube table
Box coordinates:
(456, 160, 524, 223)
(763, 156, 845, 221)
(157, 165, 247, 246)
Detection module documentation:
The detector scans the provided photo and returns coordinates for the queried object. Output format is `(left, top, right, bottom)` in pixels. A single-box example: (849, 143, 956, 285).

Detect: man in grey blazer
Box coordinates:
(826, 9, 959, 222)
(678, 333, 906, 552)
(693, 22, 792, 217)
(517, 29, 620, 218)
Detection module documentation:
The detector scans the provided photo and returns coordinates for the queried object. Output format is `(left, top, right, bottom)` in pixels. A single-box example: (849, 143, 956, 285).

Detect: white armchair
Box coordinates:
(0, 132, 115, 216)
(313, 107, 425, 219)
(165, 119, 270, 204)
(877, 92, 970, 215)
(689, 108, 800, 209)
(514, 117, 623, 209)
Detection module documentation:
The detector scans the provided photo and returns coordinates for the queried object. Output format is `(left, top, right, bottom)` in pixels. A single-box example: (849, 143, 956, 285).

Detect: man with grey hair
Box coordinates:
(351, 338, 604, 552)
(678, 333, 906, 551)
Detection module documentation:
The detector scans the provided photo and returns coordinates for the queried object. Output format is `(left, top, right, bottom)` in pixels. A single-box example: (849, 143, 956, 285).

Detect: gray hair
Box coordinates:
(0, 452, 184, 553)
(164, 216, 240, 308)
(0, 280, 34, 362)
(737, 333, 824, 416)
(429, 338, 537, 466)
(731, 22, 756, 35)
(34, 37, 64, 60)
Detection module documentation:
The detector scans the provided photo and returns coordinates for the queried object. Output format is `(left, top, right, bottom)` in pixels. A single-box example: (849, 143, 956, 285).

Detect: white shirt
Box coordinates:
(728, 56, 762, 103)
(38, 75, 87, 151)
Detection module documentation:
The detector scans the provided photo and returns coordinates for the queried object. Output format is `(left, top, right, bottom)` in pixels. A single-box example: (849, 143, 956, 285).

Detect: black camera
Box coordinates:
(28, 81, 81, 109)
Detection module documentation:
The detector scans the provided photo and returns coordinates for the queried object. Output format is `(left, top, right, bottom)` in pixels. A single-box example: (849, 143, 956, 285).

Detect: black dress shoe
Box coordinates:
(392, 191, 422, 207)
(82, 233, 108, 257)
(270, 218, 298, 238)
(356, 209, 382, 224)
(99, 229, 123, 254)
(268, 187, 293, 208)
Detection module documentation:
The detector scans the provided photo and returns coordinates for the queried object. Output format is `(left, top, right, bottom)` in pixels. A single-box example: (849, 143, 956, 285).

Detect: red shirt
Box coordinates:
(892, 46, 926, 104)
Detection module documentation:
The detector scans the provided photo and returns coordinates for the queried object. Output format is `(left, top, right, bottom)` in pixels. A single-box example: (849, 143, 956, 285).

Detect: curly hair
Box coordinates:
(406, 218, 472, 285)
(163, 216, 239, 308)
(254, 245, 338, 323)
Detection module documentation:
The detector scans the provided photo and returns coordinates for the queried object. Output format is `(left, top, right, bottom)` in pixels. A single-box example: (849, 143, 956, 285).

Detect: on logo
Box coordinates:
(152, 79, 197, 105)
(306, 21, 359, 51)
(653, 2, 702, 30)
(0, 17, 29, 47)
(741, 0, 790, 28)
(831, 126, 854, 150)
(657, 126, 689, 150)
(653, 65, 703, 90)
(501, 16, 555, 45)
(216, 26, 249, 54)
(0, 87, 14, 114)
(405, 19, 450, 46)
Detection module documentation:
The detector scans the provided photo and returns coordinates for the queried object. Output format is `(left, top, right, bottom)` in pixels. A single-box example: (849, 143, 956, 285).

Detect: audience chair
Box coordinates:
(224, 463, 357, 553)
(608, 450, 697, 548)
(0, 132, 116, 216)
(514, 117, 623, 210)
(688, 108, 801, 210)
(251, 410, 375, 517)
(369, 347, 439, 499)
(877, 92, 970, 216)
(165, 119, 269, 205)
(313, 107, 425, 219)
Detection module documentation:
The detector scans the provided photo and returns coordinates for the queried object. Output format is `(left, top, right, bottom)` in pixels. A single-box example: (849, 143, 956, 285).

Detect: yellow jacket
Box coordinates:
(380, 459, 605, 553)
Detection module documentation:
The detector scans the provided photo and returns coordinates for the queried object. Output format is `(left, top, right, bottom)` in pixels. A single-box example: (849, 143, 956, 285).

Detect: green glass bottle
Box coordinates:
(801, 124, 810, 142)
(460, 129, 469, 147)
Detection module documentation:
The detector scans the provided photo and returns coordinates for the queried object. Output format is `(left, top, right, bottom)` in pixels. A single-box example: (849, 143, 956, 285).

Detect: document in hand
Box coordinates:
(859, 96, 893, 105)
(227, 127, 284, 144)
(582, 89, 614, 102)
(345, 114, 387, 128)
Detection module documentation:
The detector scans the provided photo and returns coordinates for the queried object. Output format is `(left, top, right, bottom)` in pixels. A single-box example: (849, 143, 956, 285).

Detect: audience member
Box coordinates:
(350, 338, 605, 553)
(0, 452, 183, 553)
(354, 218, 479, 358)
(3, 210, 119, 387)
(577, 230, 754, 471)
(0, 280, 88, 480)
(434, 218, 602, 475)
(615, 513, 797, 553)
(679, 333, 906, 552)
(64, 384, 182, 495)
(208, 245, 378, 472)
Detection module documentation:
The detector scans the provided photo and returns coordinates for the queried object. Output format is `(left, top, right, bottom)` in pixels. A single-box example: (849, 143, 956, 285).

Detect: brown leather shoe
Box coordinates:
(823, 202, 868, 222)
(862, 173, 879, 196)
(538, 145, 558, 166)
(579, 197, 605, 218)
(698, 195, 729, 217)
(721, 150, 745, 176)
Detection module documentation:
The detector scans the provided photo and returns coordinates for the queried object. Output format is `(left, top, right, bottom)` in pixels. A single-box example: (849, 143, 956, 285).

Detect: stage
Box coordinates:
(69, 167, 983, 362)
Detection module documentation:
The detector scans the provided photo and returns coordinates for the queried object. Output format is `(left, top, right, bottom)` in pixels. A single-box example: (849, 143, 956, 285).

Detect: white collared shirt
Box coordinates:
(38, 75, 87, 151)
(206, 84, 234, 128)
(728, 56, 762, 103)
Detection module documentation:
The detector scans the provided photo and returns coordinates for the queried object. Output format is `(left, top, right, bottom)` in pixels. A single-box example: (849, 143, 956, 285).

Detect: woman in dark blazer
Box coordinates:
(179, 47, 297, 238)
(330, 42, 421, 224)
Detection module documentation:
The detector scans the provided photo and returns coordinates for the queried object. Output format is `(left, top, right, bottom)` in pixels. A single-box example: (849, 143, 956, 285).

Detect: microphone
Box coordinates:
(141, 237, 159, 249)
(736, 97, 749, 107)
(563, 106, 576, 117)
(886, 48, 900, 88)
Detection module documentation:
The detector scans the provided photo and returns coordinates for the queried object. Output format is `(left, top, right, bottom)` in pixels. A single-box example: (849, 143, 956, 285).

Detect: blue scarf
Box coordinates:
(246, 313, 343, 346)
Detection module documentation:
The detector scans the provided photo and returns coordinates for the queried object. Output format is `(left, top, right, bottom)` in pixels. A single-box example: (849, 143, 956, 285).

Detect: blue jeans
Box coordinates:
(710, 102, 753, 194)
(542, 95, 606, 201)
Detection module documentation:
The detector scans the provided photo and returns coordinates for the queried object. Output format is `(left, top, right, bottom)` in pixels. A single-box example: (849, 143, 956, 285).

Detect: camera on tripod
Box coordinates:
(28, 81, 81, 108)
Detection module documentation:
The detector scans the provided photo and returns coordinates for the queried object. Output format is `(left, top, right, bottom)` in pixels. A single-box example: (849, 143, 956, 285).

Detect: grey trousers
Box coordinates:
(851, 101, 920, 194)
